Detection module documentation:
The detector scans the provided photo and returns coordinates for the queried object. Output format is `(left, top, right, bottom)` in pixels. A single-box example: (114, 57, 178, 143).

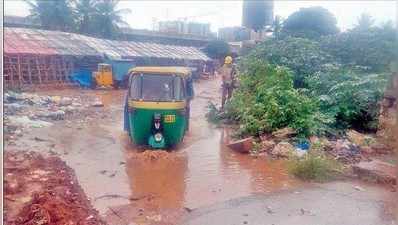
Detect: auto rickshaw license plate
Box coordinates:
(164, 114, 176, 123)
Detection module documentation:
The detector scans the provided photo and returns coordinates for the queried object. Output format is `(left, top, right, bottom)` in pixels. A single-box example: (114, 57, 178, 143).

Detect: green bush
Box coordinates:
(305, 69, 388, 132)
(228, 59, 316, 137)
(288, 149, 341, 181)
(320, 22, 397, 72)
(246, 37, 332, 87)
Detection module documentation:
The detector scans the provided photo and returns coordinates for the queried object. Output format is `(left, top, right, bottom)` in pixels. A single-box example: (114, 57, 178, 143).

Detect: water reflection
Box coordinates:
(125, 151, 188, 210)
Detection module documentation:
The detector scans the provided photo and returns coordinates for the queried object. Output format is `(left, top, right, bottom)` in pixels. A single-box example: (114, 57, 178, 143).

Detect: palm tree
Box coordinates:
(272, 15, 283, 39)
(24, 0, 74, 32)
(74, 0, 97, 34)
(355, 13, 375, 31)
(91, 0, 131, 39)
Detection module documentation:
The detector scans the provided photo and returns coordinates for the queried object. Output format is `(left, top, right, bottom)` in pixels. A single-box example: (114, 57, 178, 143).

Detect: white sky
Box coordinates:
(4, 0, 397, 32)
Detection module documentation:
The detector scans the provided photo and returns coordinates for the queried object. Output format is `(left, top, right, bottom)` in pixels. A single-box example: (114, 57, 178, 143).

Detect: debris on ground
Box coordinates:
(91, 99, 104, 107)
(4, 151, 106, 225)
(4, 90, 105, 142)
(271, 142, 295, 158)
(353, 160, 397, 185)
(266, 206, 274, 214)
(7, 116, 53, 129)
(227, 137, 253, 153)
(272, 127, 296, 140)
(346, 130, 375, 147)
(327, 139, 362, 164)
(259, 140, 276, 153)
(353, 185, 365, 191)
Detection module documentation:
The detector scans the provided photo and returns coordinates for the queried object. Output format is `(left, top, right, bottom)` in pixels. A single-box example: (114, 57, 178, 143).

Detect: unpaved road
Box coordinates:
(182, 181, 396, 225)
(5, 77, 397, 225)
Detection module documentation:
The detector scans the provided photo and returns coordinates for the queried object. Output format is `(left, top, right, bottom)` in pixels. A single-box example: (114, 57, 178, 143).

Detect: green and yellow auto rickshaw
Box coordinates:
(124, 67, 194, 149)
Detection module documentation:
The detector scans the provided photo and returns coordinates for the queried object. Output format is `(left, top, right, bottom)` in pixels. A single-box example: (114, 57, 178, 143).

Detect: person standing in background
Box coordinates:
(220, 56, 236, 110)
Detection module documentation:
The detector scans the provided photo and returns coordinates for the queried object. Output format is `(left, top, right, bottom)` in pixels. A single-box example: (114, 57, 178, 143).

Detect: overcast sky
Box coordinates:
(4, 0, 397, 32)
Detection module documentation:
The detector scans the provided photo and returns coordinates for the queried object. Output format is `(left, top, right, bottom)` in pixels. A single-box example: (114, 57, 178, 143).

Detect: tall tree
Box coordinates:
(203, 39, 231, 60)
(74, 0, 97, 34)
(354, 13, 375, 30)
(272, 15, 283, 39)
(282, 6, 339, 39)
(90, 0, 131, 39)
(25, 0, 75, 32)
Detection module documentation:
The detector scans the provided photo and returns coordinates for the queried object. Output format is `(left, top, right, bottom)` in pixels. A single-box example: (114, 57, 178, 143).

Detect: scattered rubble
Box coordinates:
(7, 116, 53, 128)
(271, 142, 295, 158)
(272, 127, 296, 140)
(328, 139, 362, 164)
(3, 91, 104, 142)
(259, 140, 276, 153)
(346, 130, 375, 147)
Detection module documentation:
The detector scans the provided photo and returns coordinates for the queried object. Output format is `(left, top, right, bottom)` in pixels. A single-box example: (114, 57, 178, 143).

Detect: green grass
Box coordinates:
(288, 149, 342, 182)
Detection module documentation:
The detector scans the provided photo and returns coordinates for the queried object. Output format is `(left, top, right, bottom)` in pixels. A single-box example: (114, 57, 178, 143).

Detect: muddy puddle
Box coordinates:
(9, 78, 302, 225)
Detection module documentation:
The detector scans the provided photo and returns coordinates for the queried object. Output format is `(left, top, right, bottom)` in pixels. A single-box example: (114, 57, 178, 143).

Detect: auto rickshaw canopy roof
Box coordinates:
(129, 66, 192, 77)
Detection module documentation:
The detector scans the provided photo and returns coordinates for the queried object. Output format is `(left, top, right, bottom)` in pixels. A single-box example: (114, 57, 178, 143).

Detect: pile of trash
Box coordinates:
(4, 91, 102, 141)
(229, 127, 393, 165)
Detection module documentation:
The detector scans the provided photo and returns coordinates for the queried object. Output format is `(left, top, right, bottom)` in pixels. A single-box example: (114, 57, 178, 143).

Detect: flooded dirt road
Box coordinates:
(6, 77, 302, 225)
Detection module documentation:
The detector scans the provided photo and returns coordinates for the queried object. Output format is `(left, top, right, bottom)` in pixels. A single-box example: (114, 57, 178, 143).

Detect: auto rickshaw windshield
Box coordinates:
(129, 74, 185, 101)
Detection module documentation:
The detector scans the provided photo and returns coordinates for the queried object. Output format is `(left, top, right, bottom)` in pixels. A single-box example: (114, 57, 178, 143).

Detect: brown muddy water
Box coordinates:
(9, 78, 302, 225)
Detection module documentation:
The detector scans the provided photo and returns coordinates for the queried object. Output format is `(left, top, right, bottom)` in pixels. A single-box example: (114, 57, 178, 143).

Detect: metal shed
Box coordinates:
(4, 27, 210, 88)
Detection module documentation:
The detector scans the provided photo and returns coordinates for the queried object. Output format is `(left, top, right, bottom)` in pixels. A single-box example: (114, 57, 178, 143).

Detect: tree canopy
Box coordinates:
(320, 19, 396, 72)
(281, 7, 339, 39)
(25, 0, 131, 39)
(203, 40, 231, 60)
(25, 0, 74, 32)
(74, 0, 97, 35)
(90, 0, 131, 38)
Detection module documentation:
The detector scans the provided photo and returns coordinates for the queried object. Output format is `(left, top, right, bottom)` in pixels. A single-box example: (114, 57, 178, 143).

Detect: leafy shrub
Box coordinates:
(228, 59, 316, 137)
(305, 69, 388, 132)
(246, 37, 332, 87)
(288, 149, 342, 181)
(320, 22, 397, 72)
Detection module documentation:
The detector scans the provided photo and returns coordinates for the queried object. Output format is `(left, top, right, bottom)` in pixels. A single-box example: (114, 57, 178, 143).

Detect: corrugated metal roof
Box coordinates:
(4, 27, 210, 61)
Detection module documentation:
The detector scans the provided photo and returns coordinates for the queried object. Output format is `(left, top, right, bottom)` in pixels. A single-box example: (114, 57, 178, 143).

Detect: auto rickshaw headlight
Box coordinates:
(154, 133, 163, 142)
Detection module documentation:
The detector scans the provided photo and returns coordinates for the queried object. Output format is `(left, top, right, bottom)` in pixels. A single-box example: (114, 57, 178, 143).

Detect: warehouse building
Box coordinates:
(4, 27, 211, 89)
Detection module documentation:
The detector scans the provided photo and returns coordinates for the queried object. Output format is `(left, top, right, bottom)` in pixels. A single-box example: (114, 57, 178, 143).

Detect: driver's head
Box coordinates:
(154, 113, 161, 122)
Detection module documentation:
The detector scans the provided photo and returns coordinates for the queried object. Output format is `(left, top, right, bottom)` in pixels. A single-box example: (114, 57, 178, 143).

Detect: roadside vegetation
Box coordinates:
(288, 141, 343, 182)
(208, 7, 396, 181)
(213, 7, 395, 138)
